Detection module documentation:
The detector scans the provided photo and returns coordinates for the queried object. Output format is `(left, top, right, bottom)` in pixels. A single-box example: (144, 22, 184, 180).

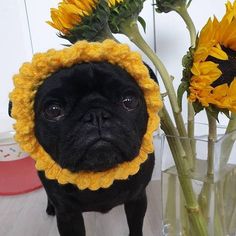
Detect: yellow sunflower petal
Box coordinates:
(212, 83, 228, 98)
(56, 10, 75, 29)
(220, 19, 236, 50)
(61, 4, 83, 15)
(225, 0, 236, 22)
(228, 78, 236, 97)
(191, 62, 201, 76)
(66, 0, 93, 13)
(47, 0, 98, 34)
(226, 36, 236, 50)
(66, 0, 97, 10)
(209, 44, 228, 60)
(46, 21, 66, 33)
(198, 19, 215, 44)
(50, 10, 70, 32)
(191, 61, 222, 83)
(108, 0, 124, 7)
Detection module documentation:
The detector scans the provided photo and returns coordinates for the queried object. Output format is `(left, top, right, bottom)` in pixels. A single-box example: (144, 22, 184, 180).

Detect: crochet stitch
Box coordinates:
(10, 39, 162, 191)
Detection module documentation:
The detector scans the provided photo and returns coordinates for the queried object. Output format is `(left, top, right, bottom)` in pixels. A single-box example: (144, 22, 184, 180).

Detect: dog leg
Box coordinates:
(124, 190, 147, 236)
(46, 198, 55, 216)
(56, 211, 85, 236)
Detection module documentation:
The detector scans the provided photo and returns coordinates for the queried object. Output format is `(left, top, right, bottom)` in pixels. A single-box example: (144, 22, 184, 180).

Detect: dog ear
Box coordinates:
(8, 101, 12, 117)
(143, 63, 159, 84)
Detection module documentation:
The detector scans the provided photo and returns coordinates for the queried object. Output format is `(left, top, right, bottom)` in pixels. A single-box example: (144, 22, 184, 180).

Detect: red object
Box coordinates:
(0, 157, 42, 196)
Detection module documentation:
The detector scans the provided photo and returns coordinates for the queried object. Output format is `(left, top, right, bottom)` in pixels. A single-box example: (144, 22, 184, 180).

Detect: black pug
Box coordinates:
(10, 62, 157, 236)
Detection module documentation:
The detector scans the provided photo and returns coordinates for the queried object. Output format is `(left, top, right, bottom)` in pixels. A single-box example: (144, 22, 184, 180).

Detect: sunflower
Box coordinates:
(155, 0, 190, 13)
(185, 0, 236, 114)
(108, 0, 145, 33)
(47, 0, 111, 43)
(47, 0, 97, 34)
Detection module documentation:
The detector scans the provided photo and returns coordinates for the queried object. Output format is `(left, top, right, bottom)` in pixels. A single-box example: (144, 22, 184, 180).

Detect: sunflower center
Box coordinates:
(208, 46, 236, 87)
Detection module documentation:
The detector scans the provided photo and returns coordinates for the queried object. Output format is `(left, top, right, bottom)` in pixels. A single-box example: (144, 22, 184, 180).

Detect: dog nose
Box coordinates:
(83, 110, 111, 127)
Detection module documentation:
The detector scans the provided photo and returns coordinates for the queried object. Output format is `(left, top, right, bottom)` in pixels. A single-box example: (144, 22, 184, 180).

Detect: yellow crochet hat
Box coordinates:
(10, 39, 162, 191)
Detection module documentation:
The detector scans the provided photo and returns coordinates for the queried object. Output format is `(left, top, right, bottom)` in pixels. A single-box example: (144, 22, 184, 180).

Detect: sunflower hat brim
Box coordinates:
(10, 40, 162, 191)
(188, 1, 236, 113)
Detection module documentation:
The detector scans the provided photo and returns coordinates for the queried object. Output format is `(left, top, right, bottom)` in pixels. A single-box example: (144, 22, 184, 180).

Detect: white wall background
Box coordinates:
(0, 0, 229, 132)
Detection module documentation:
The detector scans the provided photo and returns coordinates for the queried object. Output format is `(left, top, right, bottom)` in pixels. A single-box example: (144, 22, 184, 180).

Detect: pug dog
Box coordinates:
(10, 61, 157, 236)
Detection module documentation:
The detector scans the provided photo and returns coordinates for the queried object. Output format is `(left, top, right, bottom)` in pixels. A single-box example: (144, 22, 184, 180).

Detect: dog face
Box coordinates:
(34, 62, 148, 172)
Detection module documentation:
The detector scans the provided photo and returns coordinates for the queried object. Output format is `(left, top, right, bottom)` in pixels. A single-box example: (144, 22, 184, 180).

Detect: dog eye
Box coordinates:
(44, 103, 65, 121)
(122, 95, 139, 111)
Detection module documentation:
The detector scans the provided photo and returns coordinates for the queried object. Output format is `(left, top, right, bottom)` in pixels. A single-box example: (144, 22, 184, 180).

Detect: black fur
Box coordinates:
(34, 62, 148, 173)
(11, 62, 157, 236)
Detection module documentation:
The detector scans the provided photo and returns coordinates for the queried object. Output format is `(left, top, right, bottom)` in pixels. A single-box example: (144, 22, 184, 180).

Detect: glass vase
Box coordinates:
(156, 123, 236, 236)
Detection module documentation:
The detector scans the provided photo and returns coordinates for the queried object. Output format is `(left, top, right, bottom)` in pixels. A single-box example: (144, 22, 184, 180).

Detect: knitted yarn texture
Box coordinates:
(10, 40, 162, 191)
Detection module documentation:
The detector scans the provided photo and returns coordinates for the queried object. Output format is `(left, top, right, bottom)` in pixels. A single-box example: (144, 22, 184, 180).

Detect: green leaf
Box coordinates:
(182, 49, 193, 68)
(186, 0, 192, 8)
(113, 7, 120, 14)
(138, 16, 146, 33)
(207, 106, 220, 122)
(192, 101, 204, 114)
(177, 82, 188, 112)
(219, 108, 231, 119)
(181, 48, 194, 83)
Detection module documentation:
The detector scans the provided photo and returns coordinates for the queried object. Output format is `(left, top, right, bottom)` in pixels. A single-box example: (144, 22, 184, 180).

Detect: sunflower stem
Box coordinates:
(164, 174, 177, 234)
(120, 17, 208, 234)
(119, 18, 178, 111)
(198, 112, 217, 233)
(119, 18, 194, 168)
(220, 113, 236, 167)
(175, 5, 197, 168)
(180, 187, 190, 235)
(206, 112, 217, 176)
(160, 105, 208, 236)
(96, 25, 119, 42)
(225, 168, 236, 233)
(187, 104, 196, 168)
(175, 6, 197, 47)
(226, 113, 236, 133)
